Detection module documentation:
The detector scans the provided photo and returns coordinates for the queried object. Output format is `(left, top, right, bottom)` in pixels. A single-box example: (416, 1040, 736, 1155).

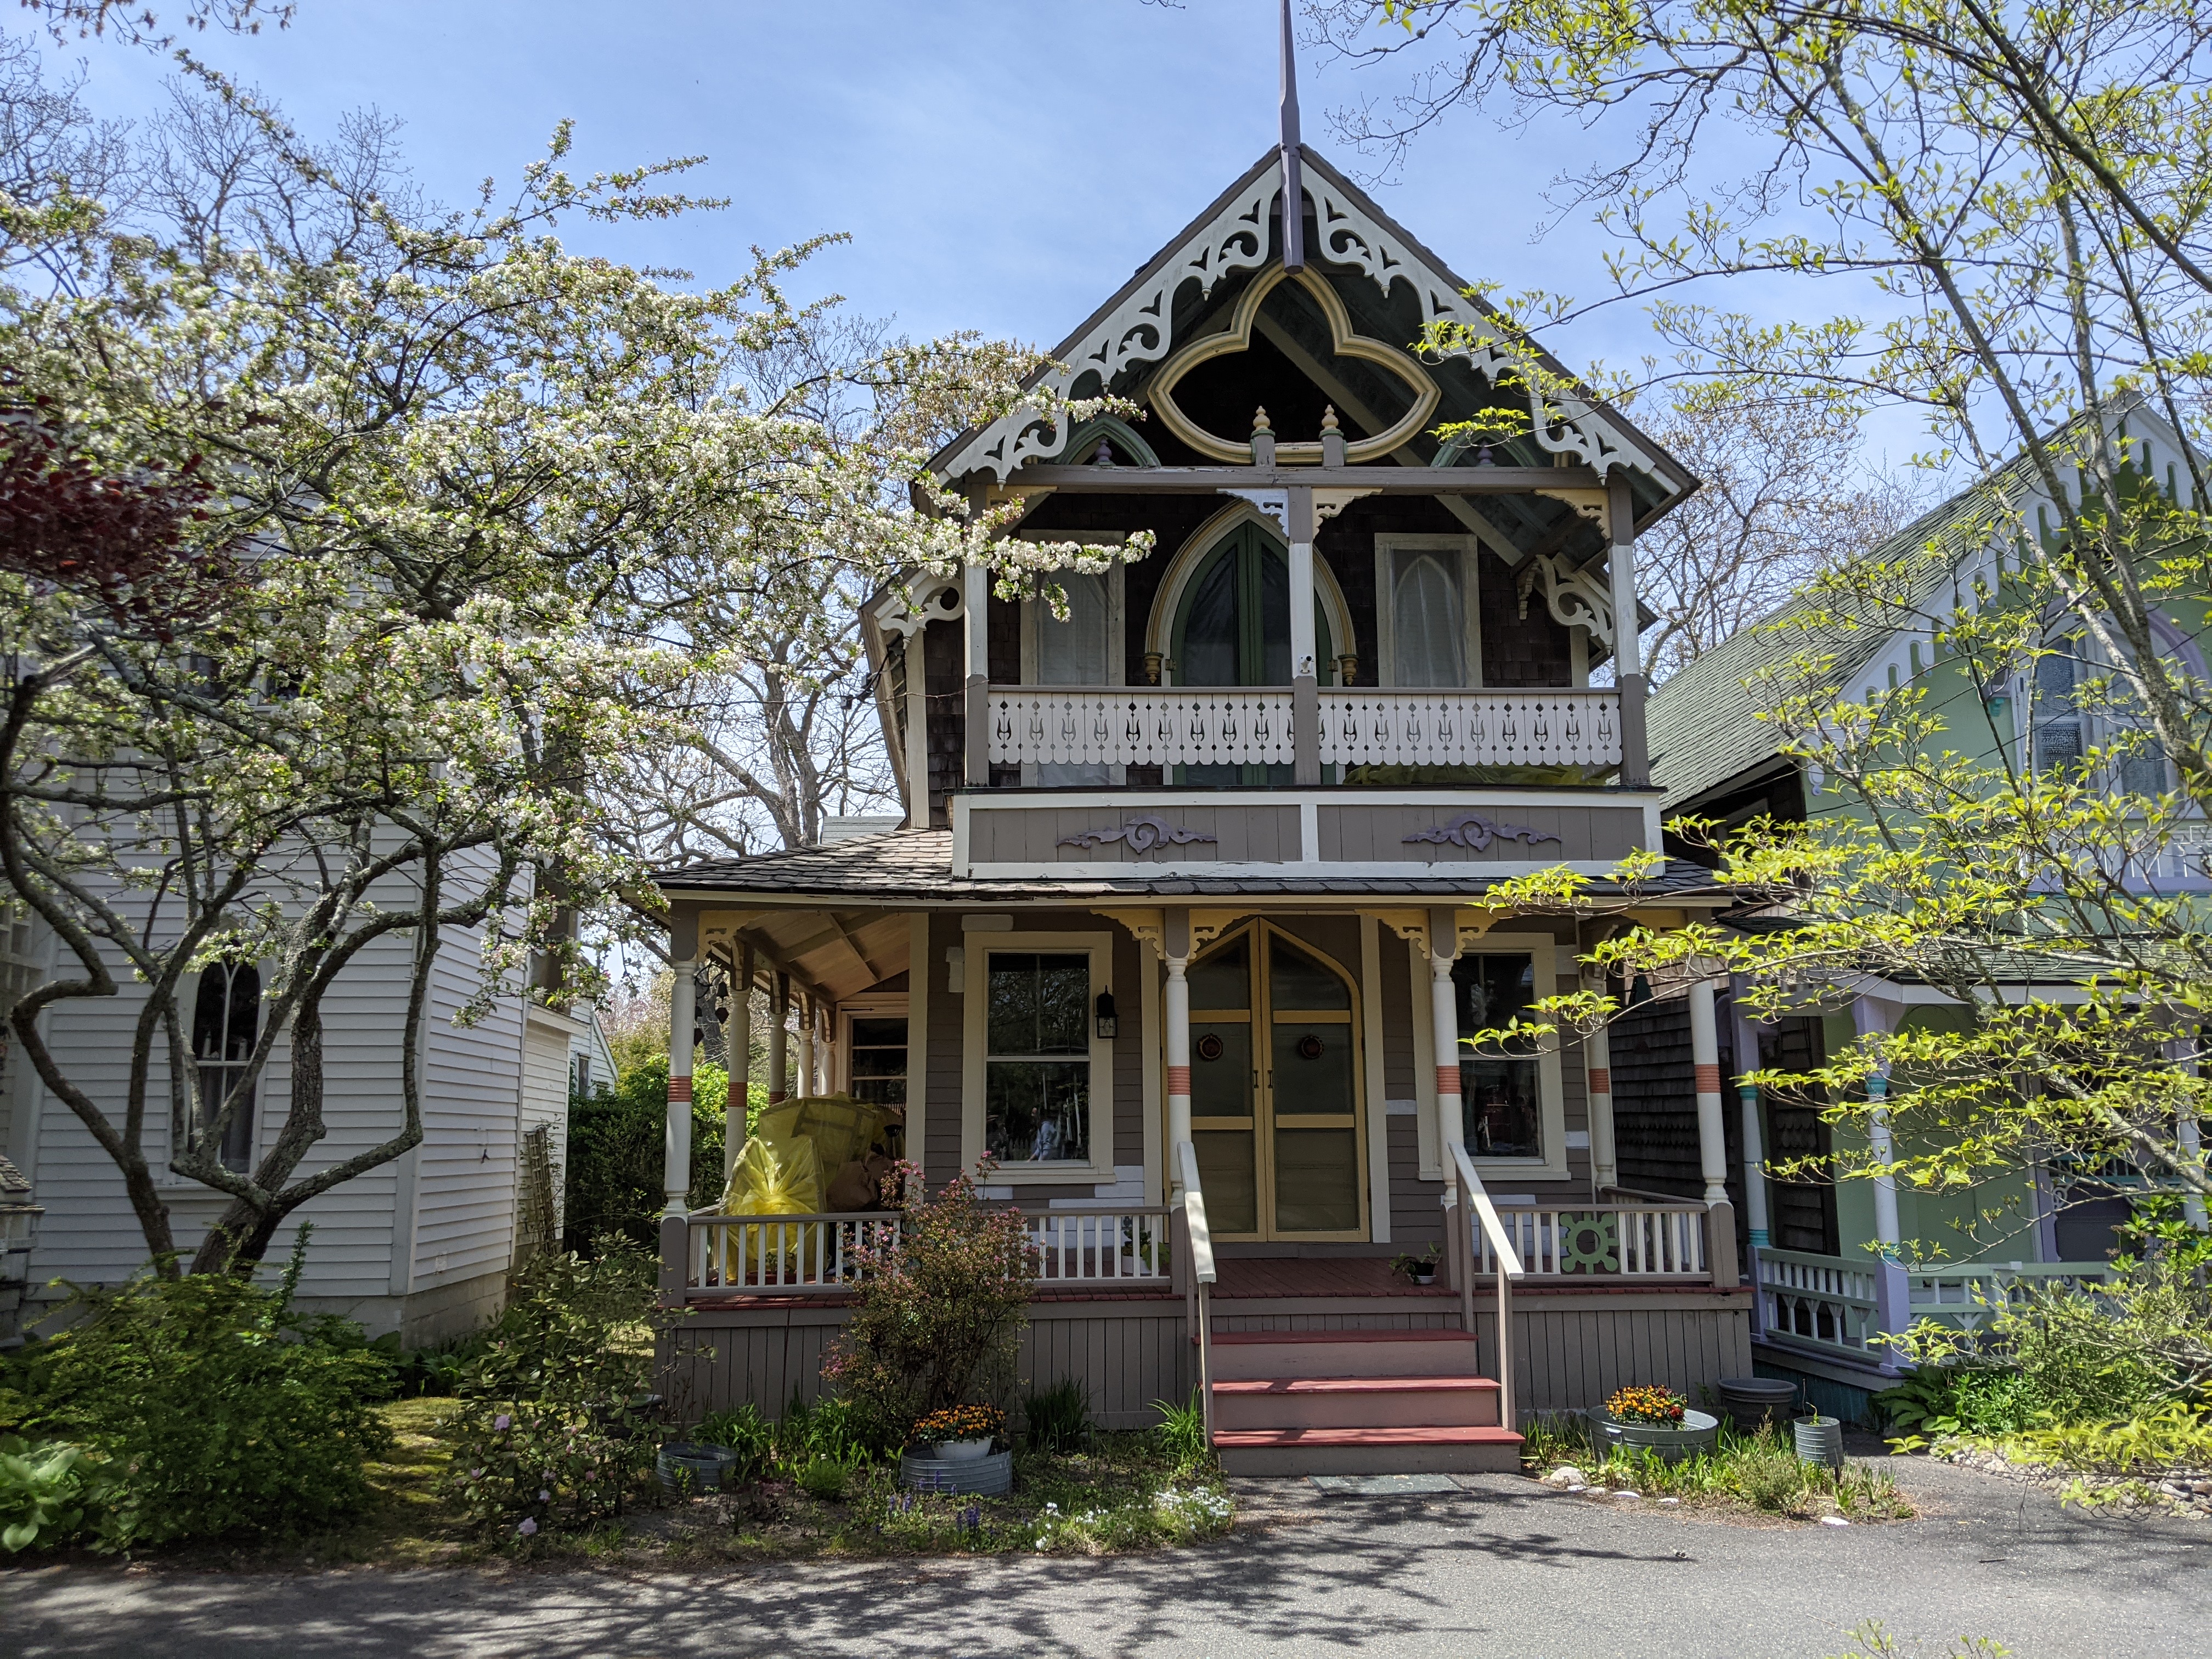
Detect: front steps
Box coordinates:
(1207, 1330, 1523, 1476)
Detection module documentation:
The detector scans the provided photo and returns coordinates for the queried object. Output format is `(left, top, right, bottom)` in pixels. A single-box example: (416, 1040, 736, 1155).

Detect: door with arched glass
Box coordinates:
(1186, 923, 1366, 1240)
(1169, 522, 1333, 785)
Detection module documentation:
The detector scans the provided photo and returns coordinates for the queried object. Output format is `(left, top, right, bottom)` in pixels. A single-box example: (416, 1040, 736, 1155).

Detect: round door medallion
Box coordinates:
(1296, 1034, 1325, 1060)
(1195, 1032, 1226, 1062)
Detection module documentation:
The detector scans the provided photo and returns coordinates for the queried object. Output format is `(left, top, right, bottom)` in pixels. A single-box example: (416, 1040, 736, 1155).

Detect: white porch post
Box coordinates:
(905, 630, 933, 830)
(1688, 977, 1742, 1289)
(1583, 964, 1618, 1196)
(1606, 473, 1649, 788)
(1427, 909, 1465, 1163)
(1854, 995, 1912, 1365)
(797, 991, 817, 1101)
(1165, 908, 1193, 1193)
(768, 971, 790, 1105)
(1286, 486, 1321, 786)
(963, 560, 990, 786)
(725, 941, 754, 1182)
(1686, 979, 1729, 1204)
(663, 954, 696, 1216)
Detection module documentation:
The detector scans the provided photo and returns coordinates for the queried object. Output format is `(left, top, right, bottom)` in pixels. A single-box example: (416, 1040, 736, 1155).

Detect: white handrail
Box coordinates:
(1175, 1140, 1216, 1447)
(1451, 1142, 1523, 1434)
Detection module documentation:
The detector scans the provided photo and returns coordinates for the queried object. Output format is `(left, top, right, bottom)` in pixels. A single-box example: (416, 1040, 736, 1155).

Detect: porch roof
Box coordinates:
(651, 827, 1734, 906)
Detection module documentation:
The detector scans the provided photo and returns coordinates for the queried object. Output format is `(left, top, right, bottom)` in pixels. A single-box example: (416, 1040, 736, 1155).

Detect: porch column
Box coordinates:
(1583, 964, 1619, 1195)
(797, 991, 817, 1102)
(1729, 992, 1773, 1250)
(963, 560, 990, 786)
(1286, 486, 1321, 786)
(905, 629, 933, 830)
(1688, 977, 1741, 1289)
(1606, 473, 1649, 788)
(768, 971, 790, 1105)
(663, 955, 696, 1216)
(1165, 908, 1193, 1194)
(725, 941, 754, 1181)
(1427, 909, 1465, 1163)
(1854, 995, 1912, 1364)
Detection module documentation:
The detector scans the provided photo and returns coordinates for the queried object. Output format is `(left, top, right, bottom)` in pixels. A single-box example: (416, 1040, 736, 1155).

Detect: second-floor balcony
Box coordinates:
(986, 684, 1624, 773)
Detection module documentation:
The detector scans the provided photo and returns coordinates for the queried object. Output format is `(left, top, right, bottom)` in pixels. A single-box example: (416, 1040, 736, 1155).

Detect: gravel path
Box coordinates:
(5, 1455, 2205, 1658)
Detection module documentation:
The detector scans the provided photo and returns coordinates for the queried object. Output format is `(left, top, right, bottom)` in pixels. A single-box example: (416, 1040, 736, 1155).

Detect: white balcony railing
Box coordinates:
(984, 684, 1622, 772)
(1755, 1246, 2116, 1359)
(1479, 1203, 1708, 1279)
(987, 686, 1293, 770)
(1321, 688, 1621, 770)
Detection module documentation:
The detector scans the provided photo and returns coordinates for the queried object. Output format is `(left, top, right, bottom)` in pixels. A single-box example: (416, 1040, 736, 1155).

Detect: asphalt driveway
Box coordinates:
(5, 1455, 2204, 1658)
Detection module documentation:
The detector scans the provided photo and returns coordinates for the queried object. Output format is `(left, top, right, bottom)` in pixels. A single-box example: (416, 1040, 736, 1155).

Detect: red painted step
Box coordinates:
(1213, 1374, 1502, 1432)
(1209, 1329, 1484, 1381)
(1211, 1424, 1525, 1477)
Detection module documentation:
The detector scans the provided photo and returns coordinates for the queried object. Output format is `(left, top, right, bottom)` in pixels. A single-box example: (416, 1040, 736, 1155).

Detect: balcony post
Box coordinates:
(963, 561, 990, 786)
(1286, 486, 1321, 785)
(1164, 908, 1193, 1197)
(905, 629, 933, 830)
(663, 950, 697, 1216)
(1606, 473, 1649, 788)
(1688, 976, 1741, 1289)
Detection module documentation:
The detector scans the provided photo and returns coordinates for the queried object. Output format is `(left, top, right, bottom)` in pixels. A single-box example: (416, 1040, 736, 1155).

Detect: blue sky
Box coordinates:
(30, 1, 1768, 382)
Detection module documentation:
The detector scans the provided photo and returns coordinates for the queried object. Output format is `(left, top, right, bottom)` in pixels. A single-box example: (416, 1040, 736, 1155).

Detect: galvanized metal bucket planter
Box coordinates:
(900, 1447, 1013, 1495)
(1590, 1408, 1722, 1462)
(657, 1441, 741, 1494)
(1717, 1376, 1799, 1435)
(1793, 1415, 1844, 1471)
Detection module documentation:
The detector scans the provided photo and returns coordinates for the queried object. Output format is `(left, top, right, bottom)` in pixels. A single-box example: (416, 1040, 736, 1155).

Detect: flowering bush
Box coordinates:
(914, 1404, 1005, 1447)
(443, 1401, 650, 1534)
(821, 1166, 1037, 1447)
(1604, 1385, 1687, 1426)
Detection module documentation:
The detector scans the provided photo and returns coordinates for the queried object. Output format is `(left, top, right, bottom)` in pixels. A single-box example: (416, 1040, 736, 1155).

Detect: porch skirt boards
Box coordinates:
(899, 1448, 1014, 1496)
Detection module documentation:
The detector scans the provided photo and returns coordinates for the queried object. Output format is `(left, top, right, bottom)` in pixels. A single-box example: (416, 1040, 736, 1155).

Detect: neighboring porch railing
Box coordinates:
(983, 684, 1623, 773)
(1756, 1245, 2116, 1360)
(668, 1205, 1172, 1297)
(986, 686, 1293, 770)
(1173, 1140, 1218, 1444)
(1319, 689, 1622, 770)
(1480, 1203, 1709, 1279)
(1447, 1143, 1526, 1430)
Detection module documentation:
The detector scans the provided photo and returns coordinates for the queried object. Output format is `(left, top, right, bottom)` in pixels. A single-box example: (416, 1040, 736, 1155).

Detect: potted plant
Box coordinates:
(912, 1403, 1004, 1462)
(1390, 1245, 1441, 1286)
(1592, 1384, 1720, 1462)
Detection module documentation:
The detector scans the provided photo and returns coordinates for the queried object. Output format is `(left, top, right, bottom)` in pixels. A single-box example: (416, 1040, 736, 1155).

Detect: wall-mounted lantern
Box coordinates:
(1094, 990, 1119, 1040)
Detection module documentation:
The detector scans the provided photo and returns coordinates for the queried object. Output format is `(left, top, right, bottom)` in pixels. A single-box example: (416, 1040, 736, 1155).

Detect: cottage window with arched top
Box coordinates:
(192, 961, 260, 1173)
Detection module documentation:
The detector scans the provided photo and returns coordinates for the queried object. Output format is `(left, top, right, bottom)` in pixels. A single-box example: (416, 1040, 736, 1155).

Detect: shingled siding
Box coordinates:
(1610, 992, 1702, 1200)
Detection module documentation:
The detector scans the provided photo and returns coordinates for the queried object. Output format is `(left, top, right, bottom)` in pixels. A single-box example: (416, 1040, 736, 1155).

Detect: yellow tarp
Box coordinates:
(710, 1133, 823, 1279)
(752, 1094, 895, 1173)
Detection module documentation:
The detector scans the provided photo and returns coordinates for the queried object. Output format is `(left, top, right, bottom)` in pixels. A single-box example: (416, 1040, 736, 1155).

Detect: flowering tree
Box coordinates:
(0, 44, 1144, 1272)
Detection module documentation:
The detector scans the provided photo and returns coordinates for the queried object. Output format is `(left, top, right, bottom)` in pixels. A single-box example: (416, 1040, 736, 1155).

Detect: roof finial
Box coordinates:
(1279, 0, 1305, 273)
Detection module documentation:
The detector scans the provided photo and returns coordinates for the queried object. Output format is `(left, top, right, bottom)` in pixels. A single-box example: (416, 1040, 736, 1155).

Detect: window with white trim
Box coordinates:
(191, 961, 260, 1173)
(1374, 536, 1482, 689)
(962, 932, 1115, 1180)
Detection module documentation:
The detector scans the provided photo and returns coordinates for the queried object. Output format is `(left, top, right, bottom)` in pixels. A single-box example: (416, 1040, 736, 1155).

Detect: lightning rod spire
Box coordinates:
(1279, 0, 1305, 272)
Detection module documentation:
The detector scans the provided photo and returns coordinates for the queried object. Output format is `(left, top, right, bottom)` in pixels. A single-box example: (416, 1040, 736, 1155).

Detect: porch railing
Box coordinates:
(1480, 1203, 1708, 1279)
(671, 1205, 1171, 1297)
(1321, 688, 1622, 770)
(1448, 1143, 1526, 1429)
(987, 686, 1293, 770)
(983, 684, 1622, 773)
(1756, 1245, 2116, 1360)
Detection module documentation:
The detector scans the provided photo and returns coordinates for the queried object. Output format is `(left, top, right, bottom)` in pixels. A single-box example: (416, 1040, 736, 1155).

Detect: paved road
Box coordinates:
(5, 1458, 2205, 1658)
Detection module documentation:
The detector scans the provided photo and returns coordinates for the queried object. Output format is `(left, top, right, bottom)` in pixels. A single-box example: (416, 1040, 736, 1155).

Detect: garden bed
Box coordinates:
(1517, 1416, 1916, 1525)
(1928, 1438, 2212, 1521)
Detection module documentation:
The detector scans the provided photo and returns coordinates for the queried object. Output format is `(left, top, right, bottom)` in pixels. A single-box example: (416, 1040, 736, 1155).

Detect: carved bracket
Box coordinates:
(1513, 552, 1615, 647)
(874, 576, 966, 641)
(1403, 814, 1563, 852)
(1313, 487, 1381, 526)
(1058, 816, 1219, 855)
(1220, 488, 1289, 537)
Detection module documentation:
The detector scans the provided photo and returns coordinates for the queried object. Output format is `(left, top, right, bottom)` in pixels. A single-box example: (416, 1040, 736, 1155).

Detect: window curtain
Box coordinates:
(1391, 550, 1466, 687)
(1036, 572, 1110, 785)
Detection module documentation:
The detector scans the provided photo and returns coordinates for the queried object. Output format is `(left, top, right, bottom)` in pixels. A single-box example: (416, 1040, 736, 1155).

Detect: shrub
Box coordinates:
(774, 1393, 882, 1469)
(820, 1167, 1037, 1443)
(696, 1403, 776, 1481)
(0, 1437, 111, 1552)
(1023, 1379, 1092, 1454)
(797, 1455, 850, 1500)
(5, 1238, 394, 1548)
(563, 1058, 739, 1253)
(1998, 1401, 2212, 1474)
(440, 1235, 664, 1536)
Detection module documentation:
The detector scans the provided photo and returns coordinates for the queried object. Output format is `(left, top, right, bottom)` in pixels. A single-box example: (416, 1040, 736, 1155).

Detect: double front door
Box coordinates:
(1186, 923, 1367, 1241)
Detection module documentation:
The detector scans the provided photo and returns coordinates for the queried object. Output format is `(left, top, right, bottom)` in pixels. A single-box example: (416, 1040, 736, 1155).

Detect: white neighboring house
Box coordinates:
(0, 886, 585, 1345)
